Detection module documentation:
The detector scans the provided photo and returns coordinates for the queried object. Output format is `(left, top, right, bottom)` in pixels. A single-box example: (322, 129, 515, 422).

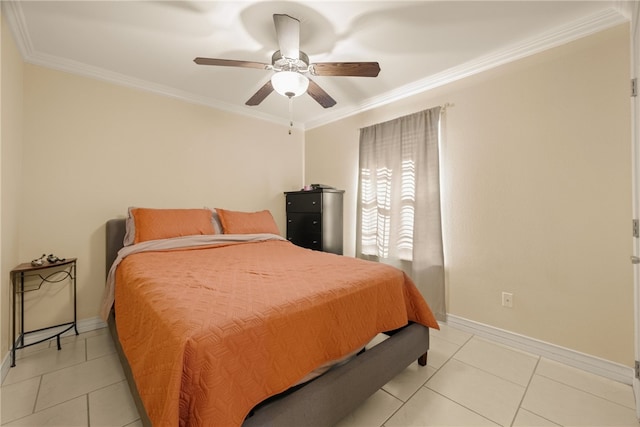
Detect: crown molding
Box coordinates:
(2, 3, 628, 131)
(613, 0, 637, 19)
(305, 7, 629, 130)
(2, 0, 34, 57)
(1, 1, 295, 129)
(28, 50, 295, 128)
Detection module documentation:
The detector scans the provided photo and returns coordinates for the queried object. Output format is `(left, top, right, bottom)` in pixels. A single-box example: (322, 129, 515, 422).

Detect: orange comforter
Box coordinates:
(114, 239, 438, 427)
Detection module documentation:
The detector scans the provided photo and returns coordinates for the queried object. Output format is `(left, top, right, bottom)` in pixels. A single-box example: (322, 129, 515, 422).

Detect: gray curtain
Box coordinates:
(356, 106, 445, 320)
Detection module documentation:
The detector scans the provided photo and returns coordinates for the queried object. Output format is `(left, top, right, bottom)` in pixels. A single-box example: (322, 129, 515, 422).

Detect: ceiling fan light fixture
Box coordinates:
(271, 71, 309, 98)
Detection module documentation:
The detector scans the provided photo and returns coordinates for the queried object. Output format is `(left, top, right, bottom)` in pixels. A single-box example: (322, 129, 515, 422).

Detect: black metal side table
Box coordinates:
(10, 258, 79, 367)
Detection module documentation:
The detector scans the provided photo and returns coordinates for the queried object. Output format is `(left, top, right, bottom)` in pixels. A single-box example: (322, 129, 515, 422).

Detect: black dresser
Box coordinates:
(284, 188, 344, 255)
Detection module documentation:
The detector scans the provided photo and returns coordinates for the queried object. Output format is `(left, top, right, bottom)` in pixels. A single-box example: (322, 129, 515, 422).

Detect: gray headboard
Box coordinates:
(106, 218, 126, 278)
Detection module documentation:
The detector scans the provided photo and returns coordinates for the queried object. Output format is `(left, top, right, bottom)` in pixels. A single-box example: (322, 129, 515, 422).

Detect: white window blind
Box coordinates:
(360, 158, 416, 261)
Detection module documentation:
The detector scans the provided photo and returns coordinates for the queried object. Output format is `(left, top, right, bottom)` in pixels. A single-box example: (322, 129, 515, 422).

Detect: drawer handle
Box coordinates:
(312, 240, 318, 244)
(312, 201, 316, 205)
(288, 219, 292, 223)
(287, 201, 291, 205)
(312, 221, 318, 225)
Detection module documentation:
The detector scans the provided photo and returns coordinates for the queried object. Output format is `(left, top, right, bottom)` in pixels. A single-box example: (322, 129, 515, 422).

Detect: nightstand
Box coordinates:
(10, 258, 78, 367)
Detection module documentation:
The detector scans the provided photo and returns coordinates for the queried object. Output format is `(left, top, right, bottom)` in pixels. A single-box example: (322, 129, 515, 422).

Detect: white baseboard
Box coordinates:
(445, 314, 634, 385)
(1, 316, 107, 385)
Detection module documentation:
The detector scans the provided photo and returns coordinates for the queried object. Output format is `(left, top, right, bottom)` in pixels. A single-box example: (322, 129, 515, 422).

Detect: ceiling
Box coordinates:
(3, 1, 631, 129)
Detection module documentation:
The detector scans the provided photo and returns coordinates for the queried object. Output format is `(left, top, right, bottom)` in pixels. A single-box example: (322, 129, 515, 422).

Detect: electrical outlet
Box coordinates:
(502, 292, 513, 308)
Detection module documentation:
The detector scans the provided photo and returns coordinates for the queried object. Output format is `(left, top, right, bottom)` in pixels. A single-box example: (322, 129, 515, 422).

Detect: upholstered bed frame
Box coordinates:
(105, 218, 430, 426)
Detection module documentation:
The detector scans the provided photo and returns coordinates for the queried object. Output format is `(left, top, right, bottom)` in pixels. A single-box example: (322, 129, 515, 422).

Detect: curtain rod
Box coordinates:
(441, 102, 454, 113)
(361, 103, 454, 131)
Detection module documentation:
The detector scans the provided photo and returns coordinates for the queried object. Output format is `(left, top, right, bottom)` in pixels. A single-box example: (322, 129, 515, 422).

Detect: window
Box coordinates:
(357, 106, 442, 265)
(356, 106, 445, 319)
(360, 159, 415, 260)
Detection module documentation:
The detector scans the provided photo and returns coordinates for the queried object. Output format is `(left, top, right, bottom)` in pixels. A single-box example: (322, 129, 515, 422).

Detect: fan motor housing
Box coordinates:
(272, 50, 309, 72)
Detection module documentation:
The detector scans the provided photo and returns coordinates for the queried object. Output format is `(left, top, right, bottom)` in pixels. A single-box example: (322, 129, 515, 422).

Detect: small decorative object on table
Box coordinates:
(30, 253, 66, 266)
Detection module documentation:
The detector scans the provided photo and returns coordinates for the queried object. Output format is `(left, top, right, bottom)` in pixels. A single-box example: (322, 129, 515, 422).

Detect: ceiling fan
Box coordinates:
(194, 13, 381, 109)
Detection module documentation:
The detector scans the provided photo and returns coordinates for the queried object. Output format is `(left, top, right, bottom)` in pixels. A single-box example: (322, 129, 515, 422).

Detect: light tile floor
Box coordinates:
(1, 323, 638, 426)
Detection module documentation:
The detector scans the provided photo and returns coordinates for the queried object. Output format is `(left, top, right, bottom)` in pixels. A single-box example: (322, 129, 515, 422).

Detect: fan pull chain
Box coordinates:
(288, 97, 293, 135)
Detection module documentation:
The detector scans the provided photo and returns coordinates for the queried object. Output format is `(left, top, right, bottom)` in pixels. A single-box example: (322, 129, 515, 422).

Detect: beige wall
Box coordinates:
(18, 65, 303, 329)
(1, 14, 24, 358)
(1, 19, 633, 368)
(306, 25, 633, 366)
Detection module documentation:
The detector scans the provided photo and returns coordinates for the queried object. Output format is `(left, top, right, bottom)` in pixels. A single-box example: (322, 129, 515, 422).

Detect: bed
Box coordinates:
(102, 208, 438, 427)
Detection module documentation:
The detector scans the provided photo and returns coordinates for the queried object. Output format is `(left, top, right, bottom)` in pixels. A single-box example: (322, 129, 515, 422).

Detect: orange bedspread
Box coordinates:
(114, 239, 438, 427)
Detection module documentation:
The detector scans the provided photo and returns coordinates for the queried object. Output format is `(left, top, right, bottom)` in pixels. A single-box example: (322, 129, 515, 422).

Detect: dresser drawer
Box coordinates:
(287, 233, 322, 251)
(286, 193, 322, 213)
(287, 213, 321, 237)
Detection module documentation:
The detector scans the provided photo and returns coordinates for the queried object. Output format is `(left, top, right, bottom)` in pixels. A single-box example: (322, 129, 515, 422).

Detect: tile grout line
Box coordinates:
(1, 334, 120, 426)
(534, 372, 638, 413)
(508, 355, 542, 427)
(438, 333, 540, 391)
(32, 374, 44, 417)
(447, 328, 636, 414)
(377, 365, 433, 426)
(6, 395, 89, 425)
(442, 336, 571, 427)
(514, 408, 562, 427)
(379, 387, 407, 421)
(424, 385, 503, 426)
(379, 331, 476, 427)
(7, 337, 74, 422)
(86, 393, 91, 427)
(451, 356, 532, 389)
(1, 332, 126, 427)
(430, 330, 474, 349)
(34, 354, 124, 415)
(4, 342, 89, 387)
(85, 332, 90, 426)
(423, 333, 528, 426)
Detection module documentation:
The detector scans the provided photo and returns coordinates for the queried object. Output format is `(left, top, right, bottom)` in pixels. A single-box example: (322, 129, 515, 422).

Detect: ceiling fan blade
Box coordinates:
(245, 80, 274, 106)
(273, 14, 300, 60)
(307, 79, 336, 109)
(194, 57, 270, 70)
(310, 62, 381, 77)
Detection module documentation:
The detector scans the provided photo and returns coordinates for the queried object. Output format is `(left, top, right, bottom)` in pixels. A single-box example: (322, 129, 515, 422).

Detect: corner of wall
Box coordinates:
(1, 11, 25, 361)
